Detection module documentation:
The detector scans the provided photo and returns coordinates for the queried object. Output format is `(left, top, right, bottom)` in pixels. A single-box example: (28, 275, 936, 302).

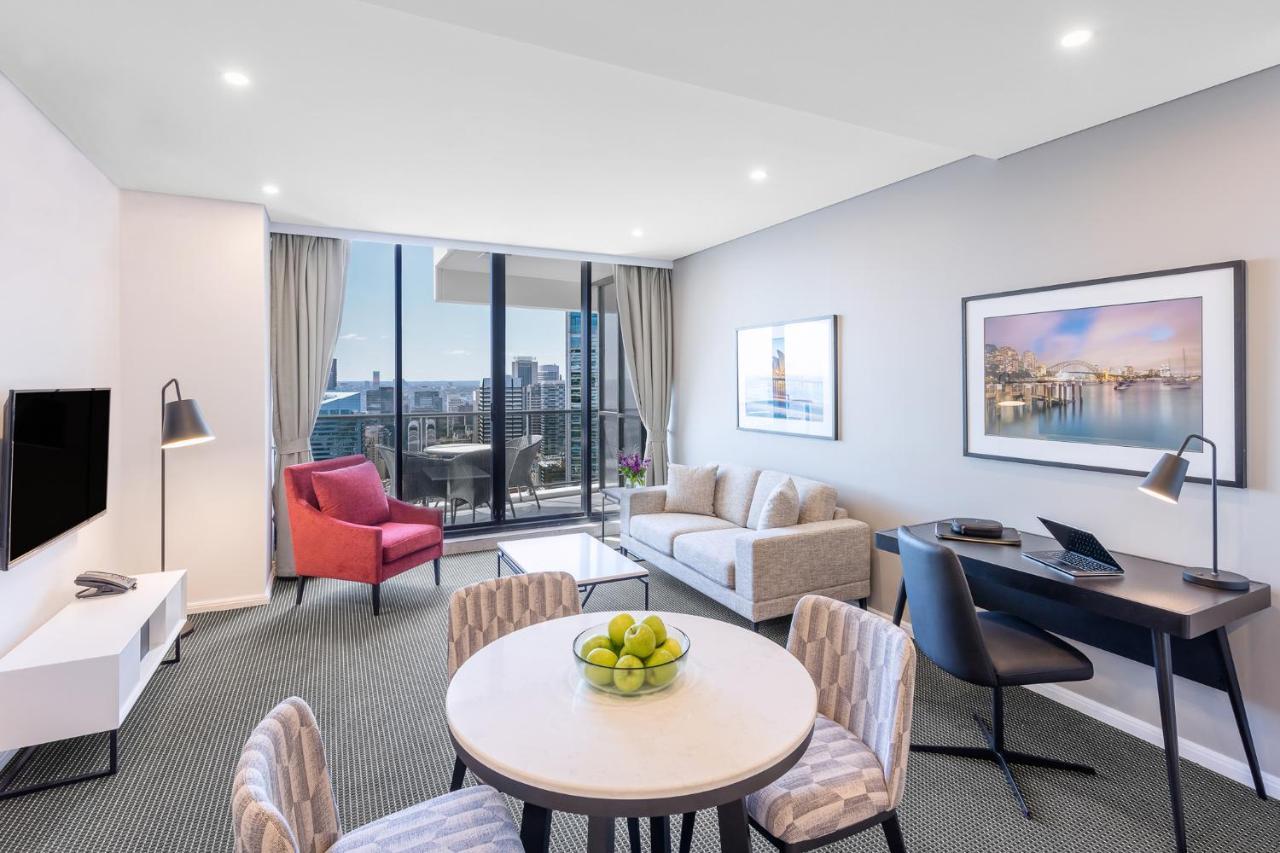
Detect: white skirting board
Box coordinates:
(877, 608, 1278, 798)
(187, 591, 270, 613)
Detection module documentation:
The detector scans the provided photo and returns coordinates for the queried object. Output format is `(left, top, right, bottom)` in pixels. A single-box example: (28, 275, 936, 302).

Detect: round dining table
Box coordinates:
(420, 442, 490, 459)
(446, 611, 817, 852)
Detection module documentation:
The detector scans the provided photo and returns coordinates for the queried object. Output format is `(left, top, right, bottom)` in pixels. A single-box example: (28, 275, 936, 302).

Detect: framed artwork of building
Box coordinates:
(736, 315, 838, 440)
(963, 261, 1246, 486)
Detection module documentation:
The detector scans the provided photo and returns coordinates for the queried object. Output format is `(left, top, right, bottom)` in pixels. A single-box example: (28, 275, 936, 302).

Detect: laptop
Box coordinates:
(1023, 518, 1125, 578)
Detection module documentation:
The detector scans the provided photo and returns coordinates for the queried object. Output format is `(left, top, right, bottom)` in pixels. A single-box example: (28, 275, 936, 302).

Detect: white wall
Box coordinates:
(0, 73, 120, 655)
(117, 192, 272, 610)
(673, 67, 1280, 785)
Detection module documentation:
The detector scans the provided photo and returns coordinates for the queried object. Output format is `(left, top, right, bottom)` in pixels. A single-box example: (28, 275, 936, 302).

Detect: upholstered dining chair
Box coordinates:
(231, 696, 521, 853)
(746, 595, 917, 853)
(446, 572, 582, 790)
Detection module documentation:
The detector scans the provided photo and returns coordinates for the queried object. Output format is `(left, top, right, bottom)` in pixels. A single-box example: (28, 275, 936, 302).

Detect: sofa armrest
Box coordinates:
(288, 500, 383, 583)
(387, 497, 445, 529)
(617, 486, 667, 537)
(735, 518, 871, 602)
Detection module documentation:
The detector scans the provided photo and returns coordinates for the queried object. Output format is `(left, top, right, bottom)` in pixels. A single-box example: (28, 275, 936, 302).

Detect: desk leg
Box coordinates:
(587, 816, 615, 853)
(1152, 630, 1187, 853)
(1215, 627, 1267, 798)
(716, 799, 751, 852)
(519, 803, 552, 853)
(891, 580, 907, 626)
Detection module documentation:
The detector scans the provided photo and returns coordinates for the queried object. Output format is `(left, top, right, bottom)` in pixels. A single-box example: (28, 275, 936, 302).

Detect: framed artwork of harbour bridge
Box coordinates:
(737, 315, 838, 440)
(962, 261, 1246, 487)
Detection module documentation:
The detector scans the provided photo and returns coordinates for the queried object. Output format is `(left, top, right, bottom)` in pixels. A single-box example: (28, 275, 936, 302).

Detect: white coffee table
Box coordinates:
(497, 532, 650, 608)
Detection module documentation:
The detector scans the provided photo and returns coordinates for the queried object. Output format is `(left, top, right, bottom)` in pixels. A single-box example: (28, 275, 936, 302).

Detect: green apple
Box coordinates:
(641, 615, 668, 647)
(608, 613, 636, 648)
(613, 654, 646, 693)
(584, 647, 618, 686)
(658, 637, 682, 659)
(643, 649, 677, 686)
(580, 634, 613, 658)
(622, 623, 656, 659)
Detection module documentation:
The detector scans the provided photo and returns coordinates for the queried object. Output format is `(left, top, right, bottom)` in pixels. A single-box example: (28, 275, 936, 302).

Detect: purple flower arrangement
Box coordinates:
(618, 452, 651, 487)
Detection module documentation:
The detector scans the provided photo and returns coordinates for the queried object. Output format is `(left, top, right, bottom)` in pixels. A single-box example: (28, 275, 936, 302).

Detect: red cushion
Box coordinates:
(380, 522, 443, 562)
(311, 461, 390, 526)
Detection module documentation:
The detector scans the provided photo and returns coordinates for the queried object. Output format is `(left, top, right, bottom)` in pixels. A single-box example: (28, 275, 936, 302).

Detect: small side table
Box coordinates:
(600, 486, 626, 543)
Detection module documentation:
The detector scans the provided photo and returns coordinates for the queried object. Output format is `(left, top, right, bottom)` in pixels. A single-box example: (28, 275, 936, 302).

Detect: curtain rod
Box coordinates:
(269, 221, 674, 269)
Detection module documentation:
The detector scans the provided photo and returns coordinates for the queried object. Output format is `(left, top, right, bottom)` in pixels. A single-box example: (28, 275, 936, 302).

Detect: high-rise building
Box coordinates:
(475, 376, 526, 443)
(366, 386, 394, 414)
(526, 380, 567, 475)
(326, 357, 337, 391)
(371, 369, 381, 390)
(538, 363, 562, 383)
(511, 356, 537, 389)
(566, 311, 599, 481)
(412, 388, 443, 412)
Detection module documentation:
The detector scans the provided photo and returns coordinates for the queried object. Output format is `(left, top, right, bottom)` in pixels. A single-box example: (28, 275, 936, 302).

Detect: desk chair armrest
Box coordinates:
(736, 518, 871, 602)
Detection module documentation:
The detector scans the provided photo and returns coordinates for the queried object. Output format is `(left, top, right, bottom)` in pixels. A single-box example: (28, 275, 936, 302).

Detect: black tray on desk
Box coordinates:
(934, 521, 1021, 546)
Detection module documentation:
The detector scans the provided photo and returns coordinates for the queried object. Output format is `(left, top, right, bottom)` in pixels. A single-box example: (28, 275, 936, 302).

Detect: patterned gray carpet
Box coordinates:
(0, 550, 1275, 852)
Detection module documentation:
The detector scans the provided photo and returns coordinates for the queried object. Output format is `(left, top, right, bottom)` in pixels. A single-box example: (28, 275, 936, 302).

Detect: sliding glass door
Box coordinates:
(313, 239, 614, 533)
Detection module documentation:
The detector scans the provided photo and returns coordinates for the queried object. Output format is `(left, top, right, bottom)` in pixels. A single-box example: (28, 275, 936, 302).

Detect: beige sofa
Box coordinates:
(617, 464, 870, 627)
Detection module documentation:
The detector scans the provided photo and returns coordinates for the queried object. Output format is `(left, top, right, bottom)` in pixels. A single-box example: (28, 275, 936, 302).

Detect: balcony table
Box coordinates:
(446, 611, 817, 852)
(419, 442, 491, 458)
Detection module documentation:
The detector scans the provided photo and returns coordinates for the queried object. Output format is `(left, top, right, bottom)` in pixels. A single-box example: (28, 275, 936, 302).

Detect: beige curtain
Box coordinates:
(616, 265, 674, 484)
(270, 234, 349, 577)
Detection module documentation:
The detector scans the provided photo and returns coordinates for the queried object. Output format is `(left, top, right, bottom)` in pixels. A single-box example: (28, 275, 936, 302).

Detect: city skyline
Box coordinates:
(984, 297, 1203, 374)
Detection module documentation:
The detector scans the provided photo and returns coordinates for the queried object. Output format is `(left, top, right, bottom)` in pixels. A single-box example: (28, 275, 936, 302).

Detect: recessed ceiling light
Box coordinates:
(222, 70, 251, 87)
(631, 228, 644, 238)
(1059, 29, 1093, 49)
(749, 168, 768, 182)
(261, 184, 280, 196)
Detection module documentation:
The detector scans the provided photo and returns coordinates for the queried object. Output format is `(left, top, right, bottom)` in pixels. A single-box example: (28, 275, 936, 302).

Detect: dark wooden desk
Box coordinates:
(876, 523, 1271, 853)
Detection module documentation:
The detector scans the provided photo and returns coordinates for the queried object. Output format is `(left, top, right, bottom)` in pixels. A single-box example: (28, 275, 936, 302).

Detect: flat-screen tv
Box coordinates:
(1, 389, 110, 569)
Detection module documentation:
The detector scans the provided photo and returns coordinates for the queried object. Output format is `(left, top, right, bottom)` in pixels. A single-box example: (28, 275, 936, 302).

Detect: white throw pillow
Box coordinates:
(665, 463, 718, 515)
(756, 477, 800, 530)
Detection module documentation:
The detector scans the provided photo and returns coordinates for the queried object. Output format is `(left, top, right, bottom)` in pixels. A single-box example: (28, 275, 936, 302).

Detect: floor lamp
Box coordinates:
(161, 379, 215, 636)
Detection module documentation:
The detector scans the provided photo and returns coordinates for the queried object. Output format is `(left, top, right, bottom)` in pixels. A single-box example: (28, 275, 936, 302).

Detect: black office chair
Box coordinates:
(897, 526, 1096, 818)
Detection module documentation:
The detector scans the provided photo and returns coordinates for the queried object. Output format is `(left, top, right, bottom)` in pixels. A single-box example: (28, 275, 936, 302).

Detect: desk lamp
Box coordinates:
(1138, 433, 1250, 591)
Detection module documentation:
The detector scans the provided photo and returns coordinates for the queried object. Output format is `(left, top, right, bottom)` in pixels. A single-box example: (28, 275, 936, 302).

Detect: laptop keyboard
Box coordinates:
(1045, 550, 1117, 574)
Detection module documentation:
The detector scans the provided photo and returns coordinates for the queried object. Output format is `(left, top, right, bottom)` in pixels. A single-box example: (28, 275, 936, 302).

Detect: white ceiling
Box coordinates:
(2, 1, 1277, 261)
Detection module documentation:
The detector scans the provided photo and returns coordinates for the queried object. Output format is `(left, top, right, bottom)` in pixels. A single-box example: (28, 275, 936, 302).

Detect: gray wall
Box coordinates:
(673, 66, 1280, 782)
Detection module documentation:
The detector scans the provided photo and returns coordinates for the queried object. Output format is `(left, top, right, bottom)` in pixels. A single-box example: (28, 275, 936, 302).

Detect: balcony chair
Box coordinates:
(232, 697, 521, 853)
(284, 455, 444, 614)
(505, 434, 543, 517)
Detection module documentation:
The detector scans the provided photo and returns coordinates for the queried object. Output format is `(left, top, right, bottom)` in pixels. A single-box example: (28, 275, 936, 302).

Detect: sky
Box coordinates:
(333, 242, 569, 383)
(984, 297, 1203, 371)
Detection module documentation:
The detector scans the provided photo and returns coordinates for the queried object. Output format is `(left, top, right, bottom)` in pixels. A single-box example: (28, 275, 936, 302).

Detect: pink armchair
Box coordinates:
(284, 455, 445, 615)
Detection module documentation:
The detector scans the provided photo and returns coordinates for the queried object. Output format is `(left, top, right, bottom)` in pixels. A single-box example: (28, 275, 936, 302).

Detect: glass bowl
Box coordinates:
(572, 620, 691, 696)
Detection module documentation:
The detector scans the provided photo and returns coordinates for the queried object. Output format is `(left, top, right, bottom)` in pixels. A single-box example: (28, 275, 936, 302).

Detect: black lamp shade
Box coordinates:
(162, 398, 215, 449)
(1138, 452, 1189, 504)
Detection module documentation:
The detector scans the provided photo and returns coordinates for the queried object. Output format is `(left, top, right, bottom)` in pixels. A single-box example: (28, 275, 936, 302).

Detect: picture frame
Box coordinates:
(962, 261, 1245, 487)
(736, 315, 838, 441)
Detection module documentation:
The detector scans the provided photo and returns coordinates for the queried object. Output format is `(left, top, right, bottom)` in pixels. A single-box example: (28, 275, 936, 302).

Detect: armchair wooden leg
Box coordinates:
(371, 583, 381, 616)
(294, 576, 308, 607)
(434, 557, 441, 586)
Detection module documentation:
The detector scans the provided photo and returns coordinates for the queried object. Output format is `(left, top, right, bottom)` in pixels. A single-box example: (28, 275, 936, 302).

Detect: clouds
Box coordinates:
(986, 297, 1203, 371)
(339, 332, 367, 341)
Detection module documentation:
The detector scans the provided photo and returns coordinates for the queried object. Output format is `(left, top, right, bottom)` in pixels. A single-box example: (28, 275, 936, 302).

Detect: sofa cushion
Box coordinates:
(757, 478, 801, 530)
(380, 521, 443, 563)
(665, 463, 718, 515)
(629, 512, 735, 555)
(747, 471, 838, 528)
(713, 464, 761, 527)
(673, 527, 745, 588)
(311, 461, 390, 526)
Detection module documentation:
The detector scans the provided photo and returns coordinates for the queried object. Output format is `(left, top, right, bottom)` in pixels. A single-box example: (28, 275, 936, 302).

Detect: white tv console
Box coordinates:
(0, 571, 186, 799)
